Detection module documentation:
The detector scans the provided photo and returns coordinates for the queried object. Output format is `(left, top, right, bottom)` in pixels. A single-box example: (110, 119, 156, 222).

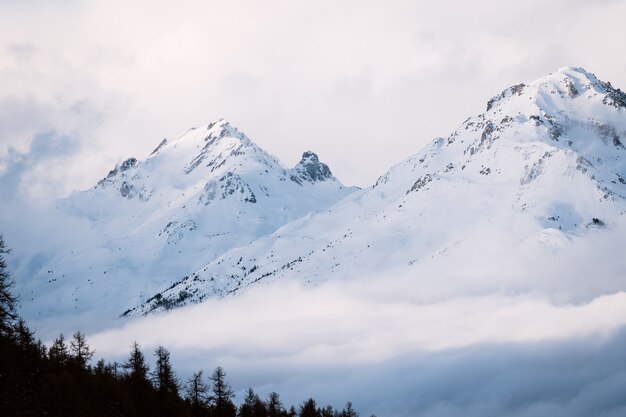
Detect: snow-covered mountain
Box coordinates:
(135, 67, 626, 315)
(17, 119, 356, 326)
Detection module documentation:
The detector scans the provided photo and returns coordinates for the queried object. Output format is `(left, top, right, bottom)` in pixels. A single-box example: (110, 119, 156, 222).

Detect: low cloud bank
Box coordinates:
(87, 278, 626, 416)
(307, 328, 626, 417)
(91, 284, 626, 361)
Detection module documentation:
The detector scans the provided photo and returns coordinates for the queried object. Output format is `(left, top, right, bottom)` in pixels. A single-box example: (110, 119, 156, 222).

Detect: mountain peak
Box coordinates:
(486, 66, 626, 113)
(290, 151, 334, 184)
(184, 118, 253, 147)
(148, 119, 253, 160)
(534, 66, 604, 97)
(397, 65, 626, 212)
(554, 66, 596, 79)
(173, 118, 275, 176)
(300, 151, 320, 163)
(206, 118, 240, 137)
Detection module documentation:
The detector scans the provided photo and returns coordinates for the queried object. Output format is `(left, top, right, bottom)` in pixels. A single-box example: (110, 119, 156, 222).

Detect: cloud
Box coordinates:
(0, 92, 110, 203)
(89, 282, 626, 359)
(0, 130, 79, 201)
(336, 330, 626, 417)
(84, 278, 626, 416)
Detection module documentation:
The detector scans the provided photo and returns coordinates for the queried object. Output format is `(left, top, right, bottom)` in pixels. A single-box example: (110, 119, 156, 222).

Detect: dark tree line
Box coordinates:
(0, 235, 369, 417)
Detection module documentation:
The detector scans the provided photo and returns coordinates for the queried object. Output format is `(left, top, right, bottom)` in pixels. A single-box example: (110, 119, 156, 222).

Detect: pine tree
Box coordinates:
(253, 394, 269, 417)
(9, 318, 42, 415)
(48, 333, 70, 369)
(69, 330, 94, 368)
(123, 341, 149, 381)
(105, 361, 120, 378)
(340, 402, 358, 417)
(123, 341, 154, 417)
(94, 358, 106, 375)
(209, 366, 236, 417)
(0, 236, 18, 336)
(239, 388, 267, 417)
(239, 388, 255, 417)
(319, 405, 335, 417)
(151, 345, 180, 397)
(14, 319, 35, 351)
(298, 398, 320, 417)
(267, 392, 285, 417)
(185, 370, 210, 414)
(149, 346, 180, 416)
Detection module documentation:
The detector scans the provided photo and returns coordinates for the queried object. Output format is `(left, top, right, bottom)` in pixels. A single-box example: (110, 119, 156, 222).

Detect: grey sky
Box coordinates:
(1, 0, 625, 197)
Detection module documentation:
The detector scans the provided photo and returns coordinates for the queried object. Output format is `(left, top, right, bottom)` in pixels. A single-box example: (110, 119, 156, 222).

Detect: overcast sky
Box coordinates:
(1, 0, 626, 197)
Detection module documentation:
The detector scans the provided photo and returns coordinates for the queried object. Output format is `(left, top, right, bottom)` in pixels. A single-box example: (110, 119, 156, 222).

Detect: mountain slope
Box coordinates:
(16, 119, 356, 327)
(137, 67, 626, 314)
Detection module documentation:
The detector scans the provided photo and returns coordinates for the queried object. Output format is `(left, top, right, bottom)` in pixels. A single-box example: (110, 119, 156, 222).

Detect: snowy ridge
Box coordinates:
(17, 119, 356, 326)
(135, 67, 626, 315)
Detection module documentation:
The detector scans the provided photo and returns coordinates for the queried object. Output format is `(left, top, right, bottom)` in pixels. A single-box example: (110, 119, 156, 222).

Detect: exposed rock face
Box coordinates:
(290, 151, 334, 185)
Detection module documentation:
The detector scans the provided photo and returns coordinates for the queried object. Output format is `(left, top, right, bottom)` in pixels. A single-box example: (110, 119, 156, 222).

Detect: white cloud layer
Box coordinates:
(91, 283, 626, 362)
(85, 278, 626, 416)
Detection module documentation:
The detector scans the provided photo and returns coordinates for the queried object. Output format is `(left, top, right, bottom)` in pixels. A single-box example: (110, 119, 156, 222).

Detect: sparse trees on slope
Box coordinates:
(0, 314, 362, 417)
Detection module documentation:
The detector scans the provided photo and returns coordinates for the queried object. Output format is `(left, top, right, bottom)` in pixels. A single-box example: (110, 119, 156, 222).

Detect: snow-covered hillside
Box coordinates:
(136, 67, 626, 314)
(16, 119, 356, 327)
